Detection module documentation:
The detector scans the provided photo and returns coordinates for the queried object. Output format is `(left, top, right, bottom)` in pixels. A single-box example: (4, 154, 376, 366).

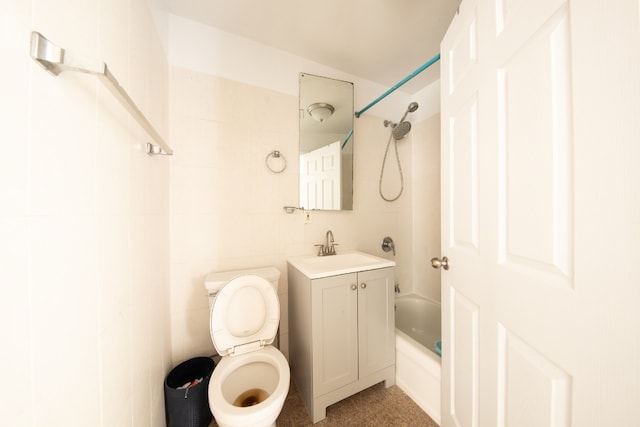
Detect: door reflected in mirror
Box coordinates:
(299, 73, 354, 210)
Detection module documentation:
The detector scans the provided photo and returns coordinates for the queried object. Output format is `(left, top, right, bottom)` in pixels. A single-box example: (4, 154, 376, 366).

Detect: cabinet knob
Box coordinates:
(360, 283, 367, 289)
(351, 284, 357, 290)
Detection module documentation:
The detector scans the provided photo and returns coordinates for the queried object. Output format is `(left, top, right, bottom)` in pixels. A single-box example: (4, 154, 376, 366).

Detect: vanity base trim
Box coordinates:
(306, 365, 395, 423)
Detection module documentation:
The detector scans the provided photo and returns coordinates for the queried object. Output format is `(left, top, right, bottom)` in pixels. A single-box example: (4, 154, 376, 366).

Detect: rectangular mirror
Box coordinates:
(299, 73, 354, 210)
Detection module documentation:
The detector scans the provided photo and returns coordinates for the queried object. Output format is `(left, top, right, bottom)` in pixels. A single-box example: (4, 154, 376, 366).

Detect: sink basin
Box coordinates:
(287, 251, 395, 279)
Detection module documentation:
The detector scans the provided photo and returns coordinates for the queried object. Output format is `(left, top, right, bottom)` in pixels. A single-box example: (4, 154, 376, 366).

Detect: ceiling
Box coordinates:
(161, 0, 461, 94)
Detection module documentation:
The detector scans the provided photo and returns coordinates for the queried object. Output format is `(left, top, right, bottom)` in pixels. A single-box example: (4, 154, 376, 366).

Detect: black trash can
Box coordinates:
(164, 357, 215, 427)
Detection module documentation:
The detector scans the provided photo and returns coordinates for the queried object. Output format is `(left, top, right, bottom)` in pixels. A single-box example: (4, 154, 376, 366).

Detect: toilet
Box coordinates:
(204, 267, 290, 427)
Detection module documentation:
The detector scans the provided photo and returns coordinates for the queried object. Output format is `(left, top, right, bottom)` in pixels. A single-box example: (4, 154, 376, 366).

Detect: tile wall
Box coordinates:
(0, 2, 441, 423)
(168, 67, 441, 364)
(1, 0, 171, 425)
(412, 114, 442, 301)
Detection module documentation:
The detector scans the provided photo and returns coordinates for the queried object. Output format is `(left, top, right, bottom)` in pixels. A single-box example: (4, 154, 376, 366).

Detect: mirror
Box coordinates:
(299, 73, 354, 210)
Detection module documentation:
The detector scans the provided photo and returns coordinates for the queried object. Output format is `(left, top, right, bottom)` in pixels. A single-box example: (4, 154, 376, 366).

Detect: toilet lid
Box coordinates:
(210, 274, 279, 356)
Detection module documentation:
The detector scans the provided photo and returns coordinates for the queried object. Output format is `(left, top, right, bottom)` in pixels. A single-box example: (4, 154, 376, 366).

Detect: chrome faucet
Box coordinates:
(326, 230, 334, 253)
(315, 230, 338, 256)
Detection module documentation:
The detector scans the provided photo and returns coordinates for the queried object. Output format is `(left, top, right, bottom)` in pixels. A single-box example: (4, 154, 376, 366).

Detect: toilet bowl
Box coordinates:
(209, 346, 289, 427)
(205, 268, 290, 427)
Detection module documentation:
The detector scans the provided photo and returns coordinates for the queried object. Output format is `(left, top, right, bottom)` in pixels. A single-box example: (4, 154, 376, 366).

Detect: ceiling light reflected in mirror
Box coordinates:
(307, 103, 335, 122)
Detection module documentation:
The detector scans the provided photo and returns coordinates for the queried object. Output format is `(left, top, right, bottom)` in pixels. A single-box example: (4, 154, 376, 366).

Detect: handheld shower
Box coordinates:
(379, 101, 420, 202)
(397, 101, 419, 125)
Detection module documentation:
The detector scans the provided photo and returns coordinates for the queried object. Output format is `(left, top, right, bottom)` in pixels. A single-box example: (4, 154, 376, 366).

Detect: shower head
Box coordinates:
(391, 102, 419, 140)
(392, 121, 412, 140)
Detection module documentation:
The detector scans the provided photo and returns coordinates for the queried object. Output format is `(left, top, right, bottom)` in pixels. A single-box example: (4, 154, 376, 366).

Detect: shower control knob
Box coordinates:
(431, 256, 449, 270)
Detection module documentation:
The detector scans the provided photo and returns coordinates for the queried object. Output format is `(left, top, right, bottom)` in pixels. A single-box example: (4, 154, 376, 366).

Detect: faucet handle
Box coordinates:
(329, 243, 339, 255)
(314, 244, 325, 256)
(381, 236, 396, 256)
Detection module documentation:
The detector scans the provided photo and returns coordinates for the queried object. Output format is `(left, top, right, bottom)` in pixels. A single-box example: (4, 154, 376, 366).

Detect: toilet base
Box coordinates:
(213, 417, 276, 427)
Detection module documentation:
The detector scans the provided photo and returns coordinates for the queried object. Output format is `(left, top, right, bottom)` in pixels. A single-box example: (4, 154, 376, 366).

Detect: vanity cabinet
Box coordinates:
(288, 265, 395, 423)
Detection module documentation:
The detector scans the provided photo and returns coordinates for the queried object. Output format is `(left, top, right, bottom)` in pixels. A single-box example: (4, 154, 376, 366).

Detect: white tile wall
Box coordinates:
(412, 115, 442, 301)
(0, 0, 171, 425)
(168, 67, 442, 364)
(0, 1, 441, 423)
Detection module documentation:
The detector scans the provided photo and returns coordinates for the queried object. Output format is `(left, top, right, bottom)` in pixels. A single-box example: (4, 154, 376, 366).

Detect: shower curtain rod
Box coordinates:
(341, 128, 353, 149)
(29, 31, 173, 156)
(354, 52, 441, 118)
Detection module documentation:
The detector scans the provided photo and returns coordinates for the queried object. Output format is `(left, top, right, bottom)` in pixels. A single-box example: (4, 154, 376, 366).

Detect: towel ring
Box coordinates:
(265, 150, 287, 173)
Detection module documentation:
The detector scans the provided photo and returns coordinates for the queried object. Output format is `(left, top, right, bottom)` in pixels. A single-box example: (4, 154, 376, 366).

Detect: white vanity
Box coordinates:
(287, 251, 396, 423)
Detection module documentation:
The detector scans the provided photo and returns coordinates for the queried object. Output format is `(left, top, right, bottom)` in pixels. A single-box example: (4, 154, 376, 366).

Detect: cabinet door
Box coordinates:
(311, 273, 358, 396)
(357, 268, 395, 378)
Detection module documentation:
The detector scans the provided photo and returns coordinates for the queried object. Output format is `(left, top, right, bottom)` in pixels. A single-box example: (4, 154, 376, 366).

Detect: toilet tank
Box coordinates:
(204, 266, 281, 309)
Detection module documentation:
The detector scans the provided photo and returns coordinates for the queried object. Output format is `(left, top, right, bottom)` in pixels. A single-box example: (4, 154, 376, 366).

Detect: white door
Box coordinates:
(300, 140, 342, 209)
(440, 0, 640, 426)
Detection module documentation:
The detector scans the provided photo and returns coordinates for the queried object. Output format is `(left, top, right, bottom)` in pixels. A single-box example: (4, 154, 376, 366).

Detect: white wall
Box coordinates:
(1, 1, 172, 425)
(167, 14, 442, 363)
(0, 3, 441, 422)
(167, 14, 418, 125)
(168, 68, 405, 362)
(412, 114, 442, 301)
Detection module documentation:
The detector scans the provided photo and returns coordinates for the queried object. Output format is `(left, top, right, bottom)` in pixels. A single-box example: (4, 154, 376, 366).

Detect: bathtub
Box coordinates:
(395, 294, 441, 425)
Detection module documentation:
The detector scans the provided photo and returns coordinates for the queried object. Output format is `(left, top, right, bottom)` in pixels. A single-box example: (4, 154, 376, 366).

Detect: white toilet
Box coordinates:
(204, 267, 290, 427)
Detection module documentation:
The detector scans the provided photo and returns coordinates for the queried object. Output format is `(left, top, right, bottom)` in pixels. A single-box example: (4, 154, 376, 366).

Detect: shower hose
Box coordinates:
(379, 131, 404, 202)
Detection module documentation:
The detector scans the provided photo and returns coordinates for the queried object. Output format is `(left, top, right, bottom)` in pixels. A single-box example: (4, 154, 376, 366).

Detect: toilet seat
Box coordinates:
(210, 274, 279, 356)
